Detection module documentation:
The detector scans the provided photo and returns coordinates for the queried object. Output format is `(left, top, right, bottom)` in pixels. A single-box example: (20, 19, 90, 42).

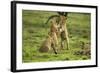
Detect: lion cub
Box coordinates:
(39, 20, 58, 54)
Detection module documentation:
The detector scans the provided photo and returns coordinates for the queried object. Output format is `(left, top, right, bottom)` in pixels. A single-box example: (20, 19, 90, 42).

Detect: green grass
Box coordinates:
(22, 10, 91, 63)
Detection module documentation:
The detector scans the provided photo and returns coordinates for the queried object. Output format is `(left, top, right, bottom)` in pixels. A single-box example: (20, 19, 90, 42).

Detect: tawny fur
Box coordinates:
(39, 35, 52, 52)
(58, 15, 69, 50)
(39, 20, 58, 54)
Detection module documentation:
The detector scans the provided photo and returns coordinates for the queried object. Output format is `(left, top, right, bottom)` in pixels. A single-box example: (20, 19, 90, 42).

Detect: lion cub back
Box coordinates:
(39, 36, 52, 52)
